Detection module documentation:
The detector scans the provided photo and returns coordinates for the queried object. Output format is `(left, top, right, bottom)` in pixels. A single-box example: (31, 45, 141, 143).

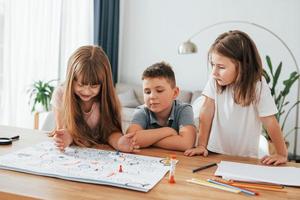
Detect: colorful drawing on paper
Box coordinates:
(0, 142, 170, 192)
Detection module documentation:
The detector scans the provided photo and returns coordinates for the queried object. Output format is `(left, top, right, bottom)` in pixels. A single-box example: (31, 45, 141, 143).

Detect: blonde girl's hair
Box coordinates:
(63, 45, 122, 147)
(208, 30, 263, 106)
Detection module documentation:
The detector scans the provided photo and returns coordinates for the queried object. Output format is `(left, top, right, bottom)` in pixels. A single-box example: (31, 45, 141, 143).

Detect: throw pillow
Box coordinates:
(118, 89, 141, 108)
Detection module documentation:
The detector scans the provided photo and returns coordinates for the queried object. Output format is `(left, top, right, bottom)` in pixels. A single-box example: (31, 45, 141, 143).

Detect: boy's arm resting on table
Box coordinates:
(152, 104, 196, 151)
(184, 96, 214, 156)
(153, 125, 196, 151)
(260, 115, 288, 165)
(126, 124, 177, 148)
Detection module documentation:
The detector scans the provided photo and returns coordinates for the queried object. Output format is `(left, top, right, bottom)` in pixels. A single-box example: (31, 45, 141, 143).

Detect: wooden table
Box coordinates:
(0, 125, 299, 200)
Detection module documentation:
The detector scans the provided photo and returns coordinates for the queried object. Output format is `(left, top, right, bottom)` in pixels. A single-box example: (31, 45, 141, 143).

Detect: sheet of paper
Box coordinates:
(215, 161, 300, 186)
(0, 142, 171, 192)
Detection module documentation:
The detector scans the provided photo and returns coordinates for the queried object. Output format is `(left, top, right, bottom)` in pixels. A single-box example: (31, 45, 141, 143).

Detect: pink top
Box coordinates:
(51, 86, 100, 129)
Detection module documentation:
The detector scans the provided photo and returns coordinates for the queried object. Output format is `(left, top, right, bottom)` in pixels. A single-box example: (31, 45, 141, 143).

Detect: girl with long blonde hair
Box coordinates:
(51, 45, 137, 152)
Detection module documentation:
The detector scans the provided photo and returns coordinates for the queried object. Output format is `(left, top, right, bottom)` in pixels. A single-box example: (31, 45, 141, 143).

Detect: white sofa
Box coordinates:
(115, 82, 203, 132)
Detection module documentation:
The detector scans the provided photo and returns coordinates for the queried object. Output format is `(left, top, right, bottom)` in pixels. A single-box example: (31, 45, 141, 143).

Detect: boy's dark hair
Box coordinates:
(142, 62, 176, 88)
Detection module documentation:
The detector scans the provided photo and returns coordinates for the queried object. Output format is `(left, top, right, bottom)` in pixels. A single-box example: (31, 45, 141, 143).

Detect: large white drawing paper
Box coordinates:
(215, 161, 300, 186)
(0, 142, 171, 192)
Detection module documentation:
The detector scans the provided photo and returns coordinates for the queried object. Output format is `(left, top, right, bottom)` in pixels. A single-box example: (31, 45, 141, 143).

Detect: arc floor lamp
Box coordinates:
(178, 20, 300, 161)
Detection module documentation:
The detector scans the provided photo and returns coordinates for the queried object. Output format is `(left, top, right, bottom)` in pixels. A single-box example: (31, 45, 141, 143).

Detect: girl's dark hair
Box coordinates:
(208, 30, 263, 106)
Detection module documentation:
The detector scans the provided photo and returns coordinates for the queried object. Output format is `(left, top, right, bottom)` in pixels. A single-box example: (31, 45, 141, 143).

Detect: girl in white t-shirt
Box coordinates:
(184, 30, 288, 165)
(51, 45, 138, 153)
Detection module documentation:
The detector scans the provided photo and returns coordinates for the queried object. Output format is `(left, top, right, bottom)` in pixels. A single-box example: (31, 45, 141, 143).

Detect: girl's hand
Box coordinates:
(117, 132, 140, 153)
(184, 145, 208, 157)
(260, 154, 287, 165)
(53, 129, 73, 151)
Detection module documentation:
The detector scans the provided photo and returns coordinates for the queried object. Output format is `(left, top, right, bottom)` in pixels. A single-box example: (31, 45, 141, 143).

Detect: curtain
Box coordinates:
(0, 0, 62, 128)
(94, 0, 119, 84)
(59, 0, 94, 80)
(0, 0, 93, 129)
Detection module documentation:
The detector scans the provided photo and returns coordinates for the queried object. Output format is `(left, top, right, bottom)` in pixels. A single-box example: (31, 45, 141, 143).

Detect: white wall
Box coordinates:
(118, 0, 300, 155)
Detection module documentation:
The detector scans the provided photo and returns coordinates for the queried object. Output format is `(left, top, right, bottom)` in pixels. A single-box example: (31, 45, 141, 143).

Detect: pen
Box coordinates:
(192, 163, 217, 173)
(11, 135, 20, 141)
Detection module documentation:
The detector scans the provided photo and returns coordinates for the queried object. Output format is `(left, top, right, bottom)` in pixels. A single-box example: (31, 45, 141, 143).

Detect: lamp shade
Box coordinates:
(178, 40, 197, 54)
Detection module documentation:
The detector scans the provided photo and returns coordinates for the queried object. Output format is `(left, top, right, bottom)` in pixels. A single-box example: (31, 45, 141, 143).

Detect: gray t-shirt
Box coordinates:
(131, 100, 194, 132)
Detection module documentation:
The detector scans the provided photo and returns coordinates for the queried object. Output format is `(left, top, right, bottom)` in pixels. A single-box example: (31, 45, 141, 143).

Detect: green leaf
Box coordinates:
(28, 79, 58, 112)
(263, 55, 300, 140)
(272, 62, 282, 90)
(263, 69, 270, 83)
(282, 72, 299, 96)
(266, 55, 273, 75)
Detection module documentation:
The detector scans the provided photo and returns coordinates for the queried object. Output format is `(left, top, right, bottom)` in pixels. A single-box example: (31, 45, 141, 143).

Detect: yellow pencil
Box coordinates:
(186, 178, 241, 194)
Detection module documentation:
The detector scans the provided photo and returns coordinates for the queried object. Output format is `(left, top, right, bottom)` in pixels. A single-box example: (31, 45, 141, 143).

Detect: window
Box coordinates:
(0, 0, 4, 101)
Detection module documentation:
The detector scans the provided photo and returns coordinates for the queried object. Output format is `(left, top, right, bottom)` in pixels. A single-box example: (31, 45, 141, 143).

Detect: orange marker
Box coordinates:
(169, 155, 176, 184)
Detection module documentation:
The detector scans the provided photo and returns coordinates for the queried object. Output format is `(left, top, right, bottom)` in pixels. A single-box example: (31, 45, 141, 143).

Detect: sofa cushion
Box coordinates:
(115, 83, 144, 105)
(118, 89, 140, 108)
(177, 90, 192, 103)
(131, 87, 143, 105)
(192, 96, 204, 129)
(121, 107, 136, 132)
(191, 90, 203, 103)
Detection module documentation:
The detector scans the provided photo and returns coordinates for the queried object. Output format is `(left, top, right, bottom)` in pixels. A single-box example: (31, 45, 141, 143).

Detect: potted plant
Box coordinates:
(27, 79, 56, 113)
(263, 55, 300, 152)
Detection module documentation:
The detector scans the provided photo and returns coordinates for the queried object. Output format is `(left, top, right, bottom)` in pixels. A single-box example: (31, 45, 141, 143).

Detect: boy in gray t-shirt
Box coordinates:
(126, 62, 196, 151)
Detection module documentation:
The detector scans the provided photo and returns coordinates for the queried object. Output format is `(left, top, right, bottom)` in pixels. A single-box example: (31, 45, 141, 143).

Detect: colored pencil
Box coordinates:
(211, 178, 259, 194)
(231, 183, 286, 192)
(186, 178, 241, 194)
(212, 178, 286, 192)
(207, 179, 257, 196)
(231, 180, 284, 189)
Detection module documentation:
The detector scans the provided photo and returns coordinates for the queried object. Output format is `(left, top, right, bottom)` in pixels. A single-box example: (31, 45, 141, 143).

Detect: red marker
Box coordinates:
(119, 164, 123, 173)
(169, 155, 176, 184)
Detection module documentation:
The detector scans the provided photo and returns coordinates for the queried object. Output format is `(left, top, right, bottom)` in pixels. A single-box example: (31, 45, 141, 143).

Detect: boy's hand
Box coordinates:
(260, 154, 287, 165)
(184, 145, 208, 157)
(117, 132, 140, 153)
(53, 129, 73, 151)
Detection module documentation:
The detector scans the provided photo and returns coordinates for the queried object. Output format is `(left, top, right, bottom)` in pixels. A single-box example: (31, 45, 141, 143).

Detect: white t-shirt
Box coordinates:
(203, 77, 277, 158)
